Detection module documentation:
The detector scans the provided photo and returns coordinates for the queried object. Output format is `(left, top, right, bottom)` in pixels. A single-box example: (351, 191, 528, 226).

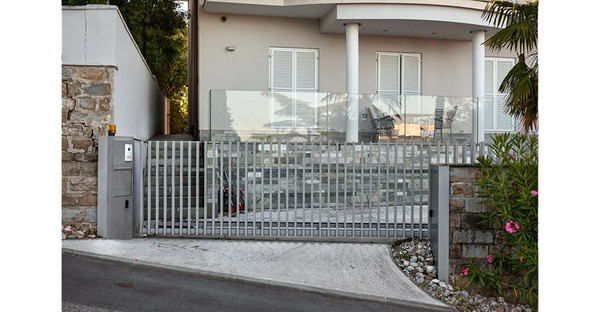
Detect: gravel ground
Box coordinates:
(390, 238, 535, 312)
(62, 225, 96, 240)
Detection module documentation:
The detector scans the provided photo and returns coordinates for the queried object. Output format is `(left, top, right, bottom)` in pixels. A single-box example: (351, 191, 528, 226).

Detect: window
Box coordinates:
(269, 47, 319, 129)
(484, 57, 516, 132)
(376, 52, 421, 113)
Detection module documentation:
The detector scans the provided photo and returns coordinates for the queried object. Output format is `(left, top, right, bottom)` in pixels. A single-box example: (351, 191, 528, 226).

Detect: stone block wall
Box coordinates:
(447, 165, 501, 284)
(62, 65, 115, 233)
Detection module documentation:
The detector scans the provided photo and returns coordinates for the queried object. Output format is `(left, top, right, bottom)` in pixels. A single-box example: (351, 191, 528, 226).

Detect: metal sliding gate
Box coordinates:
(140, 141, 490, 240)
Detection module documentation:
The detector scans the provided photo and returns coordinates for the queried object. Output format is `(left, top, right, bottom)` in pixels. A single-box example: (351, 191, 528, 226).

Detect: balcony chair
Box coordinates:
(367, 106, 398, 142)
(433, 105, 458, 142)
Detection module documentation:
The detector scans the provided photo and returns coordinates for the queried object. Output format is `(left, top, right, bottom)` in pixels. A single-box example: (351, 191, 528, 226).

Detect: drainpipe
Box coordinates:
(471, 30, 486, 143)
(345, 22, 360, 143)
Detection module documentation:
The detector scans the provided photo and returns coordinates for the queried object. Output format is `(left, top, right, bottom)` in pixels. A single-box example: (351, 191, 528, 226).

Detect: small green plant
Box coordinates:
(462, 133, 538, 306)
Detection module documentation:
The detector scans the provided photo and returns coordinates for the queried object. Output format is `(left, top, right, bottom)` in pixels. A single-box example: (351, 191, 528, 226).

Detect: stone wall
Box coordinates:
(62, 65, 115, 234)
(448, 165, 525, 303)
(447, 165, 501, 282)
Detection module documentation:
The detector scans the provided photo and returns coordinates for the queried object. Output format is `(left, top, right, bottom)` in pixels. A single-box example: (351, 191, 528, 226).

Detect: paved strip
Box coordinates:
(62, 238, 451, 311)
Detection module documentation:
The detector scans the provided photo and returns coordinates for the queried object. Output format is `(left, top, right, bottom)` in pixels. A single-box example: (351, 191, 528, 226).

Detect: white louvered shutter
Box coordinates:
(484, 58, 516, 131)
(495, 59, 515, 130)
(402, 53, 422, 114)
(295, 50, 318, 90)
(402, 53, 421, 95)
(484, 60, 494, 130)
(378, 53, 400, 94)
(295, 50, 319, 127)
(377, 53, 401, 113)
(270, 49, 294, 128)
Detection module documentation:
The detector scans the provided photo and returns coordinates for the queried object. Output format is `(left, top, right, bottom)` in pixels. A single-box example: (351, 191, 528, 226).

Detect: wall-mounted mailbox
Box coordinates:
(98, 136, 134, 239)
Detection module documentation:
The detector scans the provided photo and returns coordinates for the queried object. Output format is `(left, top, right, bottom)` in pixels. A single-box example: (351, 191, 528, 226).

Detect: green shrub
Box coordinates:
(464, 133, 538, 305)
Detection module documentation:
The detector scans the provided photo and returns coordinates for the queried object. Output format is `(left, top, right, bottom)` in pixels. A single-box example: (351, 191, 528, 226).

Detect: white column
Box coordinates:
(472, 30, 486, 143)
(345, 23, 360, 143)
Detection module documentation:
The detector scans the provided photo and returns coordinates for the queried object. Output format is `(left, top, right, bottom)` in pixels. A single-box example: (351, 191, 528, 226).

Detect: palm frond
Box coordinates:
(482, 0, 538, 54)
(498, 54, 538, 132)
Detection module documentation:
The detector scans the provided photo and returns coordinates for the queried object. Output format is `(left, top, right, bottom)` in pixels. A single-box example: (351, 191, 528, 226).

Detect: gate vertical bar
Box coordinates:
(251, 142, 256, 235)
(302, 142, 307, 236)
(260, 142, 264, 236)
(411, 142, 415, 237)
(310, 143, 314, 237)
(253, 142, 257, 235)
(394, 143, 398, 238)
(342, 143, 347, 237)
(359, 144, 364, 237)
(285, 142, 289, 236)
(327, 144, 331, 236)
(454, 141, 459, 163)
(228, 141, 232, 236)
(269, 143, 273, 236)
(244, 142, 248, 236)
(211, 142, 216, 235)
(419, 142, 424, 238)
(293, 142, 298, 236)
(318, 142, 322, 237)
(369, 142, 372, 237)
(201, 142, 205, 235)
(220, 141, 224, 235)
(163, 142, 167, 234)
(278, 142, 281, 236)
(236, 142, 240, 236)
(179, 142, 183, 234)
(171, 142, 175, 234)
(155, 140, 159, 234)
(402, 142, 406, 237)
(351, 144, 356, 237)
(188, 142, 192, 234)
(147, 141, 151, 234)
(376, 143, 381, 237)
(385, 142, 389, 238)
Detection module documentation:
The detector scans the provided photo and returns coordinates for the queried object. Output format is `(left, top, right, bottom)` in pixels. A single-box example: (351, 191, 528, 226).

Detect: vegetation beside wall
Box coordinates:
(464, 133, 538, 306)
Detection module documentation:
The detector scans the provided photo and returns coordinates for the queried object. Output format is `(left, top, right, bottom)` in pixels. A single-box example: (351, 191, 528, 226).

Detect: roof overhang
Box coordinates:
(203, 0, 500, 40)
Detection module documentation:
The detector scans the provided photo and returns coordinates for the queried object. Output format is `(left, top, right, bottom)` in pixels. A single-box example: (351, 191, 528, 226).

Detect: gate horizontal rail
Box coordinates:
(141, 141, 490, 241)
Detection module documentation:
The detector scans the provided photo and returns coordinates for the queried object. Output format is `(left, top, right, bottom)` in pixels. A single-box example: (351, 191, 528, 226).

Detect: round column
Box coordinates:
(345, 22, 360, 143)
(472, 30, 486, 143)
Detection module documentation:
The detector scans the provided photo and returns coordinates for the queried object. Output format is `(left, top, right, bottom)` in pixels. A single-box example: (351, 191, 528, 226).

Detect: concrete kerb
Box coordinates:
(62, 248, 452, 312)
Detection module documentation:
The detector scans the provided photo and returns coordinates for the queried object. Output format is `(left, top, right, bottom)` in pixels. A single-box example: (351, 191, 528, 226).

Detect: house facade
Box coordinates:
(190, 0, 516, 142)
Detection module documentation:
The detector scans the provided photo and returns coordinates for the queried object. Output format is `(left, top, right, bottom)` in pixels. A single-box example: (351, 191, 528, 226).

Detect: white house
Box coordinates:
(187, 0, 517, 143)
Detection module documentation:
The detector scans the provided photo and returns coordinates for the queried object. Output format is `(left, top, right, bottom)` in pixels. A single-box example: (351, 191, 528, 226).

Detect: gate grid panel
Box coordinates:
(141, 141, 489, 239)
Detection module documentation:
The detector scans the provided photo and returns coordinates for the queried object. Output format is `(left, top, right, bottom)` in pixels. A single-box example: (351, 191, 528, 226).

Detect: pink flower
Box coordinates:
(486, 255, 494, 263)
(505, 221, 520, 233)
(460, 268, 469, 276)
(530, 190, 538, 196)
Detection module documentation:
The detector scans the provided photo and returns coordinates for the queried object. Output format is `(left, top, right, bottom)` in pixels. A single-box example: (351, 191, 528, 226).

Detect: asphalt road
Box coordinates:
(62, 252, 413, 312)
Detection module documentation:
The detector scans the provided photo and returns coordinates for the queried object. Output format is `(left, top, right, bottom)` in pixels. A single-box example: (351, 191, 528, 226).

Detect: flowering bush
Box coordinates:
(464, 133, 538, 305)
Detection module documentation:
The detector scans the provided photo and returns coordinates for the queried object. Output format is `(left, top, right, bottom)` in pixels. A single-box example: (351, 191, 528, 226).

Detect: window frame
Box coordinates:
(268, 47, 319, 129)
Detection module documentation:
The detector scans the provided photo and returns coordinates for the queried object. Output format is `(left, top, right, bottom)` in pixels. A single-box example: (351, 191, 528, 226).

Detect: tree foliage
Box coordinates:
(62, 0, 189, 133)
(482, 0, 538, 132)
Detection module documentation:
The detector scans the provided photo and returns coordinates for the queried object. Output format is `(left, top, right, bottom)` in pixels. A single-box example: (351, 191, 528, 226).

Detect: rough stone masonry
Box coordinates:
(62, 65, 115, 234)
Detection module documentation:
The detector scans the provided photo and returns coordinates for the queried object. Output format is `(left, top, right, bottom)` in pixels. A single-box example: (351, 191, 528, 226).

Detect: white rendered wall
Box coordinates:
(62, 5, 164, 140)
(197, 10, 513, 132)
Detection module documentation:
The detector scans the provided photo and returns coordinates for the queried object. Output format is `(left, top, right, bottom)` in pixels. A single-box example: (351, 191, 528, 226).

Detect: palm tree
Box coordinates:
(481, 0, 538, 132)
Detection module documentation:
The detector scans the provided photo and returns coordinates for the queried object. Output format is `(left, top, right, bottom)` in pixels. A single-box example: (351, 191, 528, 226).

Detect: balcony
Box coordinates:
(204, 90, 514, 143)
